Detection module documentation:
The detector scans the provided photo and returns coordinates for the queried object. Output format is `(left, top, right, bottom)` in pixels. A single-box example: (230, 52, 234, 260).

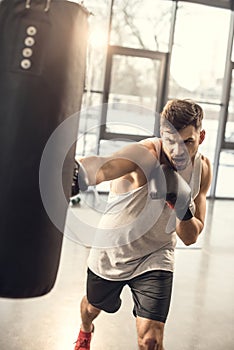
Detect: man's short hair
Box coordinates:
(160, 99, 204, 131)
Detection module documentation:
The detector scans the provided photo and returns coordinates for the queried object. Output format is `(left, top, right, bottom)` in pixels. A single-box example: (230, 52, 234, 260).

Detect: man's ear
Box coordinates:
(199, 129, 205, 144)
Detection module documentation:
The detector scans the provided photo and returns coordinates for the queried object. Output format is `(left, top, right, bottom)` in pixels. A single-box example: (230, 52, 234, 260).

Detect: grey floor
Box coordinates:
(0, 198, 234, 350)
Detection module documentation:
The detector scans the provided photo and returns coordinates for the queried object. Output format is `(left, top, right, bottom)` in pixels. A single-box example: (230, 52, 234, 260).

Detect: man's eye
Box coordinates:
(166, 139, 175, 145)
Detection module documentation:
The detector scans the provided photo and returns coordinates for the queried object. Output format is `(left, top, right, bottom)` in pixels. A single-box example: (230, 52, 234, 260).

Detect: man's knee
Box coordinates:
(138, 335, 157, 349)
(137, 318, 164, 349)
(81, 295, 101, 316)
(138, 333, 163, 350)
(87, 302, 101, 315)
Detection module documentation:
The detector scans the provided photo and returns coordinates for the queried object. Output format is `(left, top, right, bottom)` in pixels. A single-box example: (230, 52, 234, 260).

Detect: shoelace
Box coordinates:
(79, 339, 89, 347)
(74, 325, 94, 349)
(74, 338, 90, 349)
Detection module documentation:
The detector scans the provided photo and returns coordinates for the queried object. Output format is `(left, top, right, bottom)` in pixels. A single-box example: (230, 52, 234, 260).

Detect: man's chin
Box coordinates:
(173, 160, 188, 170)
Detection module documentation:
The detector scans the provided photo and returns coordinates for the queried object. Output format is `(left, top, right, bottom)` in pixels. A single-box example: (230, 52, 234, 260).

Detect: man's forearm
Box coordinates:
(79, 155, 137, 186)
(79, 156, 107, 185)
(176, 216, 204, 246)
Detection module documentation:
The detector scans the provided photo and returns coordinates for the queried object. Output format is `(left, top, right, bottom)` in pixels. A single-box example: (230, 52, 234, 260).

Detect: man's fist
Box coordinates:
(149, 164, 194, 221)
(71, 160, 89, 196)
(161, 164, 193, 220)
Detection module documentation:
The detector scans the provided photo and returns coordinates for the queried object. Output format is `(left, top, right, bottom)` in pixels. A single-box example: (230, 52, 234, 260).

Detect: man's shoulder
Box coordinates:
(200, 154, 211, 172)
(200, 154, 212, 192)
(139, 137, 161, 155)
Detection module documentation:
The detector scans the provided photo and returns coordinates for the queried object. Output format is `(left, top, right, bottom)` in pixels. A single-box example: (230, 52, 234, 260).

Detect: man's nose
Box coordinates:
(173, 142, 185, 156)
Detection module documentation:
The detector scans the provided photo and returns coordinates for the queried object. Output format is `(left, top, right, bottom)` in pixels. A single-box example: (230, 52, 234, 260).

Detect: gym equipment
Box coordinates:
(0, 0, 89, 298)
(70, 195, 81, 206)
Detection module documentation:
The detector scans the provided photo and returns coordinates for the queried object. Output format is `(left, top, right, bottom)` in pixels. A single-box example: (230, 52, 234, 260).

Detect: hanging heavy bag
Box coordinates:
(0, 0, 89, 298)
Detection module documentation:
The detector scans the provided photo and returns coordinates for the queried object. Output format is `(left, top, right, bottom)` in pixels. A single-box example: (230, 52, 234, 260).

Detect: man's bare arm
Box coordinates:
(78, 142, 157, 186)
(176, 156, 212, 245)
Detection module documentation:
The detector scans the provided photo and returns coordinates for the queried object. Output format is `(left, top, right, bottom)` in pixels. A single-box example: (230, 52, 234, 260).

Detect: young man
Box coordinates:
(73, 99, 212, 350)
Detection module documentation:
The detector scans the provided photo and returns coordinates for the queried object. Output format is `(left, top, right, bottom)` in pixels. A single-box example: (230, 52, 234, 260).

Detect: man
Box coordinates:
(73, 99, 212, 350)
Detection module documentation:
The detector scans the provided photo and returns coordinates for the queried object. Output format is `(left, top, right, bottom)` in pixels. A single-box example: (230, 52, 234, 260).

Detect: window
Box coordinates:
(110, 0, 173, 52)
(225, 69, 234, 144)
(216, 68, 234, 198)
(169, 2, 230, 102)
(169, 2, 231, 171)
(82, 0, 111, 92)
(104, 53, 162, 136)
(216, 150, 234, 197)
(100, 46, 167, 140)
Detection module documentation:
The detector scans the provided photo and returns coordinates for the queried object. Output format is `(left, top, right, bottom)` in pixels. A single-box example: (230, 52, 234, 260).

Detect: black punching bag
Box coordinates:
(0, 0, 89, 297)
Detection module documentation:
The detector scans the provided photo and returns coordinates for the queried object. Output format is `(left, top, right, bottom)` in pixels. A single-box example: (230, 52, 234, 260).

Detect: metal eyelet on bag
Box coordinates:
(22, 48, 33, 58)
(24, 37, 35, 47)
(21, 59, 32, 70)
(26, 26, 37, 36)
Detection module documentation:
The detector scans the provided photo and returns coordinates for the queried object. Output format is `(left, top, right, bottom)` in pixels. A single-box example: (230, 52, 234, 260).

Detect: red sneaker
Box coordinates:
(74, 326, 94, 350)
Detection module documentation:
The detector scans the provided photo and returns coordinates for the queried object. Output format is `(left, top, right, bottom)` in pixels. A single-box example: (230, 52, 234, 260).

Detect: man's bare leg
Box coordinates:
(80, 295, 101, 332)
(136, 316, 165, 350)
(74, 296, 101, 349)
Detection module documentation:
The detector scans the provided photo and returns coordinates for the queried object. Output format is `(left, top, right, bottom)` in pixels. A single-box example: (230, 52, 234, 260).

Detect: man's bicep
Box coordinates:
(193, 157, 212, 225)
(194, 192, 207, 226)
(100, 143, 148, 180)
(111, 142, 157, 173)
(102, 157, 136, 180)
(201, 156, 212, 193)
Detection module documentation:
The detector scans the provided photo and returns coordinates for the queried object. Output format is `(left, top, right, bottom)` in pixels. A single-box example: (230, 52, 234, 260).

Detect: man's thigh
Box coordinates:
(128, 270, 173, 323)
(86, 268, 126, 313)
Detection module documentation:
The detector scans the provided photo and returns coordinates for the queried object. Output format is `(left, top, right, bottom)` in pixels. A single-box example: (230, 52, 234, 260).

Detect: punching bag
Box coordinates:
(0, 0, 89, 297)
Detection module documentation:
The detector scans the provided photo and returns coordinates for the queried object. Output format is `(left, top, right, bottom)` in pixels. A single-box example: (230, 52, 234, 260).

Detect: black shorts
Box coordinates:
(86, 268, 173, 323)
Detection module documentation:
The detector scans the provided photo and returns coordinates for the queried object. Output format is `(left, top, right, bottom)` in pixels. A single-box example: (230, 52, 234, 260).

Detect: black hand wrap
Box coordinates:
(71, 160, 89, 196)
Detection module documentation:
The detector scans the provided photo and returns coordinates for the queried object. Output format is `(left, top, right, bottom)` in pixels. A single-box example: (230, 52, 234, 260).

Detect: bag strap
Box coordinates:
(25, 0, 52, 12)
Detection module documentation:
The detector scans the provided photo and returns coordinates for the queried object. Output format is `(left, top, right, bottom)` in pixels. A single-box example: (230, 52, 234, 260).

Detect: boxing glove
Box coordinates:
(162, 164, 194, 220)
(149, 164, 194, 221)
(71, 160, 89, 196)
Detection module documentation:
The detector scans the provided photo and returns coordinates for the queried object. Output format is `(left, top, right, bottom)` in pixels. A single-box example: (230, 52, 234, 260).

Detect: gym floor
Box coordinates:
(0, 197, 233, 350)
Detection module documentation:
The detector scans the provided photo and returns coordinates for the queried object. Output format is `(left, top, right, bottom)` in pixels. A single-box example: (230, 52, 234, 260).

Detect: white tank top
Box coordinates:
(87, 138, 202, 280)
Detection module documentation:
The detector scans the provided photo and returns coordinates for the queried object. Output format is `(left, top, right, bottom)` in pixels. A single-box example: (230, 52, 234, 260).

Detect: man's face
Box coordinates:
(161, 125, 205, 171)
